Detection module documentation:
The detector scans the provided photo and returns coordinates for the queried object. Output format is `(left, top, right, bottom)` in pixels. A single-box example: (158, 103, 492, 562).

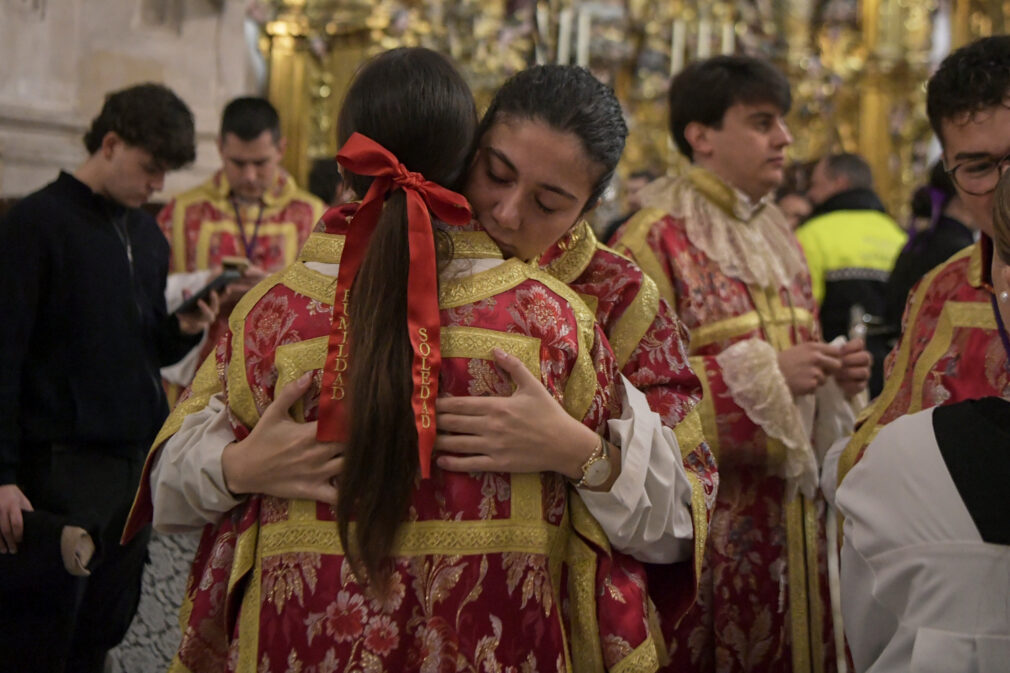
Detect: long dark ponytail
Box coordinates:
(335, 48, 476, 588)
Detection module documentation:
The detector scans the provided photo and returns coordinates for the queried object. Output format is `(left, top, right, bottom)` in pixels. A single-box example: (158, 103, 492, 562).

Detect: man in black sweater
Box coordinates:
(0, 83, 218, 673)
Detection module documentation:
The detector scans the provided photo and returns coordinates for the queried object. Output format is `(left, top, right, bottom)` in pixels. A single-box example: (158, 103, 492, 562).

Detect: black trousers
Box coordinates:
(0, 443, 151, 673)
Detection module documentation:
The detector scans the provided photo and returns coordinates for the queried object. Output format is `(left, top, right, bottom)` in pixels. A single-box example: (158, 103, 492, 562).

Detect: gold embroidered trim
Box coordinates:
(258, 518, 559, 557)
(686, 470, 708, 605)
(785, 495, 811, 673)
(275, 337, 328, 420)
(439, 259, 530, 308)
(447, 230, 504, 259)
(441, 327, 540, 376)
(297, 232, 345, 264)
(672, 408, 705, 460)
(968, 238, 984, 288)
(689, 313, 761, 351)
(235, 551, 261, 672)
(542, 221, 596, 283)
(612, 207, 677, 306)
(196, 222, 300, 270)
(577, 292, 599, 316)
(610, 275, 659, 369)
(908, 301, 994, 415)
(565, 531, 604, 673)
(281, 262, 338, 304)
(151, 353, 221, 452)
(611, 632, 661, 673)
(690, 357, 721, 461)
(805, 497, 826, 673)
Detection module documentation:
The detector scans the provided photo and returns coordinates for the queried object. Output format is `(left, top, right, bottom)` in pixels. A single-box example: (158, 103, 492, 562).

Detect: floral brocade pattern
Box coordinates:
(613, 207, 836, 673)
(161, 218, 658, 672)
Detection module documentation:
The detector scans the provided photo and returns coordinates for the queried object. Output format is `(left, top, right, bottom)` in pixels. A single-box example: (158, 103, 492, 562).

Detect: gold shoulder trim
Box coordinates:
(526, 267, 599, 423)
(280, 262, 338, 304)
(297, 232, 344, 265)
(447, 230, 504, 259)
(609, 274, 659, 369)
(968, 239, 984, 288)
(542, 221, 597, 283)
(612, 208, 677, 306)
(439, 259, 530, 308)
(687, 167, 737, 217)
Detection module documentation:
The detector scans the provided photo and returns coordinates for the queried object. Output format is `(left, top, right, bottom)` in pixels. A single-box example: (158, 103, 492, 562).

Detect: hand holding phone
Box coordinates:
(174, 268, 242, 316)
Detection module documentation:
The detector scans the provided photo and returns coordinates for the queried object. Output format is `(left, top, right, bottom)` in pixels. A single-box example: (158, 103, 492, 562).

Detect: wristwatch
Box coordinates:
(572, 436, 613, 489)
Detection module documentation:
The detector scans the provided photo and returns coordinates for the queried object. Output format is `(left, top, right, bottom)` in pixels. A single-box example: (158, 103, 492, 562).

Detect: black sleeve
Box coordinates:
(0, 205, 45, 484)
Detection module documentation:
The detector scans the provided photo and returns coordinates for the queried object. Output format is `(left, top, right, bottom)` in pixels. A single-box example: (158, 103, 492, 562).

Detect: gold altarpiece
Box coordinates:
(261, 0, 1006, 220)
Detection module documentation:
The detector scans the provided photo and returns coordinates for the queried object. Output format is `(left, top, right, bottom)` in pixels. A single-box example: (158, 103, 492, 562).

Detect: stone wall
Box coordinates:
(0, 0, 255, 198)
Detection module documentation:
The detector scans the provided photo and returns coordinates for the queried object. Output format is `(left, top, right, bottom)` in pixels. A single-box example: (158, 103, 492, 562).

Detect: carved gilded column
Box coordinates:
(263, 1, 371, 185)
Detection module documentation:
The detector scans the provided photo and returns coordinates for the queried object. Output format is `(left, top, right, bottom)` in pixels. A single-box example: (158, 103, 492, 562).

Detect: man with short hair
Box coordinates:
(797, 153, 907, 395)
(0, 83, 215, 673)
(612, 55, 870, 672)
(158, 96, 325, 390)
(835, 35, 1010, 501)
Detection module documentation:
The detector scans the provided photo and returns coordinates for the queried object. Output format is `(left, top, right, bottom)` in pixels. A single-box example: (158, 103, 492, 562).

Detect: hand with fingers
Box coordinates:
(0, 483, 33, 554)
(777, 342, 843, 397)
(834, 337, 873, 397)
(435, 348, 601, 480)
(222, 372, 344, 504)
(176, 289, 222, 335)
(220, 265, 269, 307)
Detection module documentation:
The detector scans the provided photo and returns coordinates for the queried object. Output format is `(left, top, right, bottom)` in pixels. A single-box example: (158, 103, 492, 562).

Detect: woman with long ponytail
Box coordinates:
(127, 48, 661, 672)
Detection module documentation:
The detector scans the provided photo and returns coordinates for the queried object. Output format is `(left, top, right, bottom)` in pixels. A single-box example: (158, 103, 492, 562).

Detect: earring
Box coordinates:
(1000, 291, 1010, 305)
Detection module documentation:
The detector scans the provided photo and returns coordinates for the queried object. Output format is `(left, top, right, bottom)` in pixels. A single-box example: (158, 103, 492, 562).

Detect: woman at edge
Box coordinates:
(125, 49, 660, 671)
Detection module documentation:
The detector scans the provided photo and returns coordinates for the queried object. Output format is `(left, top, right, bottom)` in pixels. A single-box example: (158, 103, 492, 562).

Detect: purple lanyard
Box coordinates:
(230, 199, 265, 259)
(989, 293, 1010, 364)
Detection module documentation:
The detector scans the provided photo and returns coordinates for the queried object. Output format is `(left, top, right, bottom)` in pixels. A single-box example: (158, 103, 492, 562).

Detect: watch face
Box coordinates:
(583, 457, 611, 487)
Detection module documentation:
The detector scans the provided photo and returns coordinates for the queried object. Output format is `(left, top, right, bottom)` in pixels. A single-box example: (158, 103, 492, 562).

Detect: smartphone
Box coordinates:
(221, 256, 251, 273)
(174, 268, 242, 315)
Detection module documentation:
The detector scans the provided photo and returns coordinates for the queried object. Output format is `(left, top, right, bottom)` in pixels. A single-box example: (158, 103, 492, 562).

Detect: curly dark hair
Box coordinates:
(83, 83, 196, 169)
(476, 65, 628, 211)
(927, 35, 1010, 144)
(668, 55, 791, 161)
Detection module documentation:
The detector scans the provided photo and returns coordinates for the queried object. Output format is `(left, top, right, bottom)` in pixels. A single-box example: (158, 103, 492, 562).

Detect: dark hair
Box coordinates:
(668, 55, 791, 161)
(83, 82, 195, 169)
(993, 170, 1010, 264)
(308, 158, 343, 205)
(910, 161, 955, 220)
(476, 65, 628, 210)
(927, 36, 1010, 145)
(220, 96, 282, 143)
(821, 153, 874, 191)
(335, 47, 476, 589)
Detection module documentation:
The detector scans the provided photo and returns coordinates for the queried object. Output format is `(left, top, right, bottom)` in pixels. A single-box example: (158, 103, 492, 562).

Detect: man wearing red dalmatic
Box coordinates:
(158, 97, 324, 393)
(835, 36, 1010, 488)
(611, 56, 870, 673)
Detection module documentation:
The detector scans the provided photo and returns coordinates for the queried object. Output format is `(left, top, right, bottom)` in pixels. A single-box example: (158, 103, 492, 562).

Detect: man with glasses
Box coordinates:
(835, 35, 1010, 489)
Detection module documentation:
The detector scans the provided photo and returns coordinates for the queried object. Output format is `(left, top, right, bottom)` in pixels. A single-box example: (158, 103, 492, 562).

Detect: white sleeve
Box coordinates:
(160, 270, 213, 386)
(149, 391, 243, 533)
(576, 375, 695, 563)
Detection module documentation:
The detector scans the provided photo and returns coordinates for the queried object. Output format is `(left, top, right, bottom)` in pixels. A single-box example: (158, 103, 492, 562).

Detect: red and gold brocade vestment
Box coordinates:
(836, 238, 1008, 485)
(536, 222, 718, 636)
(612, 169, 838, 673)
(158, 169, 325, 389)
(126, 211, 662, 673)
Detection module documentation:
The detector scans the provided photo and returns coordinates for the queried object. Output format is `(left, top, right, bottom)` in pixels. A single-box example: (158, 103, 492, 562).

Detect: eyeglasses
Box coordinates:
(945, 153, 1010, 196)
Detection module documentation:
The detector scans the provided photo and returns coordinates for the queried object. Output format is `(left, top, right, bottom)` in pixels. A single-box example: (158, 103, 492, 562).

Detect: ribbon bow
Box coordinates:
(316, 133, 472, 479)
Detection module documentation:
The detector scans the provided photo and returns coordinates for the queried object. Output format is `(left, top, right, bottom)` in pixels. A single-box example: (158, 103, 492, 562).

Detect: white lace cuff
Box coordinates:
(715, 338, 818, 499)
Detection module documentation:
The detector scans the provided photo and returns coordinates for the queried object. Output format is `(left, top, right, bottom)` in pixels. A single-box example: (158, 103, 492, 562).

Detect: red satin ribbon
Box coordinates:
(316, 133, 472, 479)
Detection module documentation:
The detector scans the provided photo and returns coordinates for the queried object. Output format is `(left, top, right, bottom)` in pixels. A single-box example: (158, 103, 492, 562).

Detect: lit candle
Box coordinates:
(557, 8, 573, 65)
(670, 19, 686, 75)
(721, 20, 735, 55)
(536, 3, 549, 64)
(576, 8, 591, 68)
(697, 18, 711, 59)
